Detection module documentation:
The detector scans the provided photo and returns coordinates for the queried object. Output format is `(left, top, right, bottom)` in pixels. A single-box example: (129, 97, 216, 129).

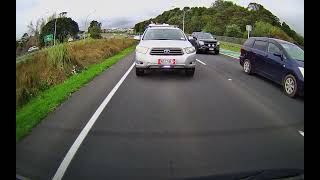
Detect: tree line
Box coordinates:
(134, 0, 304, 46)
(17, 14, 103, 56)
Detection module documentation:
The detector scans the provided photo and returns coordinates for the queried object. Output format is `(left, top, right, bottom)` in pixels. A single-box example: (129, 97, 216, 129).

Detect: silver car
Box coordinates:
(134, 24, 196, 76)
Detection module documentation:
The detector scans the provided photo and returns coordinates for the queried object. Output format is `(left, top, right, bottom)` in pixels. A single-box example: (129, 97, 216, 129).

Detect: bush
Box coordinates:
(16, 38, 136, 108)
(47, 43, 71, 70)
(252, 21, 293, 42)
(224, 24, 243, 38)
(252, 21, 273, 37)
(269, 26, 293, 42)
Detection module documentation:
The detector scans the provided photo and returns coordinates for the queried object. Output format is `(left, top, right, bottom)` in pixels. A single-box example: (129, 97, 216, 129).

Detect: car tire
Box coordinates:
(136, 68, 144, 76)
(243, 59, 252, 75)
(186, 68, 195, 77)
(283, 74, 298, 98)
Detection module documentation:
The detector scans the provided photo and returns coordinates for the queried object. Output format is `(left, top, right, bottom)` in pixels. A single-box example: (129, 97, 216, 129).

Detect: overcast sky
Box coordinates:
(16, 0, 304, 39)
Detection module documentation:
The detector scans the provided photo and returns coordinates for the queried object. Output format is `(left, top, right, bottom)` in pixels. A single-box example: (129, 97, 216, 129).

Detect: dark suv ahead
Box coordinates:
(240, 37, 304, 98)
(190, 32, 220, 54)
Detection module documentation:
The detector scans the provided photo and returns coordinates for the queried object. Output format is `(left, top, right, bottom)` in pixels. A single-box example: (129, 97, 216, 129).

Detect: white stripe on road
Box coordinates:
(196, 59, 206, 65)
(52, 62, 135, 180)
(299, 131, 304, 136)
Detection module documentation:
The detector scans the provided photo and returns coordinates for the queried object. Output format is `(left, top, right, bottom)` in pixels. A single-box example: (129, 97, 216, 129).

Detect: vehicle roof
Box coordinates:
(147, 26, 180, 30)
(249, 37, 294, 44)
(192, 32, 211, 34)
(147, 24, 179, 29)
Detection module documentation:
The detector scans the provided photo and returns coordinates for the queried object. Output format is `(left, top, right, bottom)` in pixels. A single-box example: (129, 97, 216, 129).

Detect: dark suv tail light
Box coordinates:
(240, 46, 245, 54)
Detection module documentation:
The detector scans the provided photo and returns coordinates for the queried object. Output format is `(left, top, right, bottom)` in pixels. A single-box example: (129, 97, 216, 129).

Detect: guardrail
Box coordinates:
(214, 35, 246, 45)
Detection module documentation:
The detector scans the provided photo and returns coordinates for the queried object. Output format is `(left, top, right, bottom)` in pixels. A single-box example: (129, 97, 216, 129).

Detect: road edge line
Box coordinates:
(52, 62, 135, 180)
(220, 52, 240, 60)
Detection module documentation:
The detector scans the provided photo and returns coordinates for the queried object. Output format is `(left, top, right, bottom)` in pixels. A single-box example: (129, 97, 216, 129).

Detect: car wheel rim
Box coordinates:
(285, 77, 295, 94)
(244, 61, 250, 73)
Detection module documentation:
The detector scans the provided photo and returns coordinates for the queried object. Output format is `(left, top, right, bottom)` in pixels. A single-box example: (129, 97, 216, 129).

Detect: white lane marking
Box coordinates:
(52, 62, 135, 180)
(196, 59, 206, 65)
(228, 78, 232, 81)
(299, 131, 304, 136)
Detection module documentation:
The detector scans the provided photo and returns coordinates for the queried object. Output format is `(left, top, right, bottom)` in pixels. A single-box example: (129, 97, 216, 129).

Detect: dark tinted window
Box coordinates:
(243, 38, 254, 47)
(143, 29, 186, 40)
(268, 43, 281, 54)
(253, 40, 267, 51)
(196, 33, 214, 39)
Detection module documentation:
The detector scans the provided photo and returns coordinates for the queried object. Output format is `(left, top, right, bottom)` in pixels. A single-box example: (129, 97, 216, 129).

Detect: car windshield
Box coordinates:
(143, 29, 186, 40)
(280, 43, 304, 61)
(197, 33, 214, 39)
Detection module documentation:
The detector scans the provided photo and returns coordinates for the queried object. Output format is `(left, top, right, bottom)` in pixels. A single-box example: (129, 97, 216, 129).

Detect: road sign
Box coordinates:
(246, 25, 252, 32)
(44, 34, 53, 42)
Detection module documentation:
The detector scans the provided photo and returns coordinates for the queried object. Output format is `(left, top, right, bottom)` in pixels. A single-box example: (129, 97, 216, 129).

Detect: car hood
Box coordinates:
(174, 169, 304, 180)
(138, 40, 192, 48)
(198, 38, 218, 42)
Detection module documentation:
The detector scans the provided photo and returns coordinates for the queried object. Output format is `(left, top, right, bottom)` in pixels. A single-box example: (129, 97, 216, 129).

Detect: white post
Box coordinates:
(54, 18, 57, 45)
(247, 30, 249, 39)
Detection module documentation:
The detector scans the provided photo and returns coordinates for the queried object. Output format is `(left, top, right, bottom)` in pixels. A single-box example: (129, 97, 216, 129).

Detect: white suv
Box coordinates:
(134, 24, 196, 76)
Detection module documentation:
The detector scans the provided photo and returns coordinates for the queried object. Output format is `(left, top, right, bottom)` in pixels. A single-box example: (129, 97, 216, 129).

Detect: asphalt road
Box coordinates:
(16, 52, 304, 180)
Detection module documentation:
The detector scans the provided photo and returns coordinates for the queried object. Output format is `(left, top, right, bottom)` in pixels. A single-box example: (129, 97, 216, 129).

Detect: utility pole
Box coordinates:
(171, 6, 189, 33)
(183, 10, 186, 33)
(54, 12, 67, 45)
(85, 10, 96, 39)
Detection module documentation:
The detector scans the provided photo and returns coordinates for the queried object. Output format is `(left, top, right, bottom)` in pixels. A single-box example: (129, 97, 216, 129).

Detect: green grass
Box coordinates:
(16, 45, 136, 142)
(220, 41, 242, 53)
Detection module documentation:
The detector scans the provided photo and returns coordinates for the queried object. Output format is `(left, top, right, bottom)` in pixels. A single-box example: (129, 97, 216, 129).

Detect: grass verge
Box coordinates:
(16, 45, 136, 142)
(220, 41, 242, 53)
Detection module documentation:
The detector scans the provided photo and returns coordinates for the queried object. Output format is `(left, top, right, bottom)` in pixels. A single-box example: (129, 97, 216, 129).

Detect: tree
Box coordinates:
(224, 24, 242, 37)
(88, 20, 102, 39)
(252, 21, 273, 37)
(252, 21, 293, 42)
(281, 22, 304, 45)
(203, 15, 225, 35)
(133, 1, 302, 45)
(39, 17, 79, 46)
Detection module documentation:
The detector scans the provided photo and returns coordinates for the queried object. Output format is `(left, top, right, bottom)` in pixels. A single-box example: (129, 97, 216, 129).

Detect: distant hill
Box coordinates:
(134, 0, 303, 46)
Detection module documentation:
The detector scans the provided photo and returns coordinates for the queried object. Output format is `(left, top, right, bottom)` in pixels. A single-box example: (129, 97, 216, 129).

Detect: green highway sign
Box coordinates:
(44, 34, 53, 42)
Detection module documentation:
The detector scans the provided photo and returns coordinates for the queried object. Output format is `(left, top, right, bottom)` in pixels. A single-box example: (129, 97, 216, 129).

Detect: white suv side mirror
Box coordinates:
(134, 35, 141, 40)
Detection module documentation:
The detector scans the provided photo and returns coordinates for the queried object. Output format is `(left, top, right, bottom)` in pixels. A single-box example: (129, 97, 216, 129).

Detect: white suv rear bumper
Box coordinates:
(135, 52, 196, 69)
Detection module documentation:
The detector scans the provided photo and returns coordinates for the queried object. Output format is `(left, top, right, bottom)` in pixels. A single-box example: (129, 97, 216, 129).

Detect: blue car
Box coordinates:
(239, 37, 304, 98)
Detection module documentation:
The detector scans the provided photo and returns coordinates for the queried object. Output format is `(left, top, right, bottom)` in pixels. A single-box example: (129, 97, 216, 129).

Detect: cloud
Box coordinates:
(16, 0, 304, 39)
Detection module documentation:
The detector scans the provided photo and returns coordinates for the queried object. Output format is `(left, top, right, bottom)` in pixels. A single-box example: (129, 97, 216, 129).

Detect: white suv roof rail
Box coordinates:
(148, 23, 177, 28)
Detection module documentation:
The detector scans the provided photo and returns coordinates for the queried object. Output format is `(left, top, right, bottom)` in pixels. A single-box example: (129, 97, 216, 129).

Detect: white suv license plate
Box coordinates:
(159, 59, 175, 65)
(160, 59, 172, 64)
(209, 48, 214, 51)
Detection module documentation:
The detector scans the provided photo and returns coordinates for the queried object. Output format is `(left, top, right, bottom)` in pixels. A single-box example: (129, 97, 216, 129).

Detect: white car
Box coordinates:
(27, 46, 39, 52)
(134, 24, 196, 76)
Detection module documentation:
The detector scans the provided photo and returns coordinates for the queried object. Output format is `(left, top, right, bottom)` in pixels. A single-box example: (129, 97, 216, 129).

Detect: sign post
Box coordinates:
(246, 25, 252, 39)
